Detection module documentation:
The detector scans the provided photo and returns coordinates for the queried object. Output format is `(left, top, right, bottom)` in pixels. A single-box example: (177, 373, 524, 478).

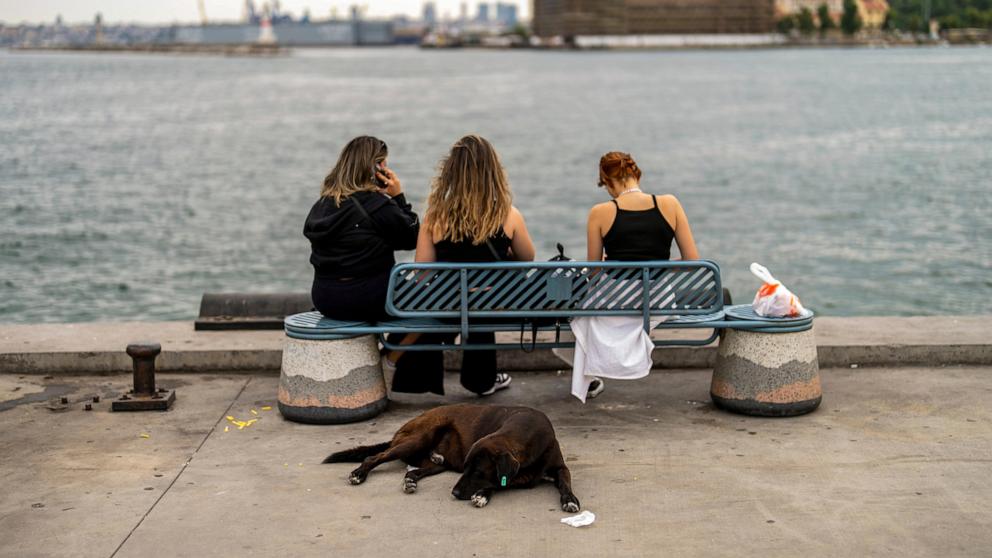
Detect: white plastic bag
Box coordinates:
(750, 263, 808, 318)
(561, 510, 596, 527)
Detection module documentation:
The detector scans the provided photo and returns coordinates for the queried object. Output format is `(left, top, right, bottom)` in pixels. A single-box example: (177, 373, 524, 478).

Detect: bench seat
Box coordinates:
(285, 306, 812, 349)
(284, 260, 813, 349)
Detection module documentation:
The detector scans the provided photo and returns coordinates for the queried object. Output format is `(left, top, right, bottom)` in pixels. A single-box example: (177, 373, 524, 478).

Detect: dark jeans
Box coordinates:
(311, 270, 390, 322)
(391, 331, 498, 396)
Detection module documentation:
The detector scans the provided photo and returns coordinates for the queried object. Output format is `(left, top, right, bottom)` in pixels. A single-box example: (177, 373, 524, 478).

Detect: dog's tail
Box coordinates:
(322, 442, 391, 464)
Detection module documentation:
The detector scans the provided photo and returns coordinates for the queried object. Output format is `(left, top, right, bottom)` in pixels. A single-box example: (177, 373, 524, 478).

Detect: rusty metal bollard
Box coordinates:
(112, 342, 176, 411)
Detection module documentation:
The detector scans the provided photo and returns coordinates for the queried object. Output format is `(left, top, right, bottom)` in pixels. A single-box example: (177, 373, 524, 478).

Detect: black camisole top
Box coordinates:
(434, 228, 512, 262)
(602, 195, 675, 261)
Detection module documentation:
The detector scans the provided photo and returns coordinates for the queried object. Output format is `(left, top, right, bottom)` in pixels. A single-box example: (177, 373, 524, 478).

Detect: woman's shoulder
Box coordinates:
(589, 200, 616, 217)
(505, 204, 529, 224)
(502, 205, 523, 236)
(654, 194, 683, 211)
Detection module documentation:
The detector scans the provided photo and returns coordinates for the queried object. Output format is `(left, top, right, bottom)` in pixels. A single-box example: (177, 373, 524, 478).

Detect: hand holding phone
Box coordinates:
(374, 163, 402, 197)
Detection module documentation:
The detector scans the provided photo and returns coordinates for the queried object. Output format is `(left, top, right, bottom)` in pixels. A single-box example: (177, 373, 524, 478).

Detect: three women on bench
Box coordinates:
(304, 136, 699, 399)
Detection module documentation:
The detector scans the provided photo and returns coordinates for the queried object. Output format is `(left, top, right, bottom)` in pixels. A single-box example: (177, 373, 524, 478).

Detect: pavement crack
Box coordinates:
(108, 377, 253, 558)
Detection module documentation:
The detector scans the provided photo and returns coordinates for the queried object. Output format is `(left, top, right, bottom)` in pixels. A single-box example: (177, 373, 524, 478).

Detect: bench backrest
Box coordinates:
(385, 260, 723, 320)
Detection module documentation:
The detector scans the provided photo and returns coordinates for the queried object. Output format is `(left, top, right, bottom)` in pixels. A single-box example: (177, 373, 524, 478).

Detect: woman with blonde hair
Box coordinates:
(390, 134, 536, 396)
(304, 136, 419, 321)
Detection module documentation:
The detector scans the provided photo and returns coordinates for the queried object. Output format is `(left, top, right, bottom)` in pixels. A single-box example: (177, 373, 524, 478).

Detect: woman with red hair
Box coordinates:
(563, 151, 700, 401)
(587, 151, 698, 265)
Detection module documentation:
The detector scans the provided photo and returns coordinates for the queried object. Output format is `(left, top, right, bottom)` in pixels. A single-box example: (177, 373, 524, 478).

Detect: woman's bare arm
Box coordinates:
(668, 196, 699, 260)
(586, 205, 607, 262)
(506, 206, 536, 262)
(414, 220, 437, 263)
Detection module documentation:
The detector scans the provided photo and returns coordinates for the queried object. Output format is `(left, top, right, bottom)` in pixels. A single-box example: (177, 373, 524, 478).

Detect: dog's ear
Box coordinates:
(495, 452, 520, 487)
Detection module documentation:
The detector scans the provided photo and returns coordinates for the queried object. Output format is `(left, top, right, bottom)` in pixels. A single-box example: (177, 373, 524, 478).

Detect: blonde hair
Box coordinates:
(320, 136, 388, 204)
(424, 135, 512, 245)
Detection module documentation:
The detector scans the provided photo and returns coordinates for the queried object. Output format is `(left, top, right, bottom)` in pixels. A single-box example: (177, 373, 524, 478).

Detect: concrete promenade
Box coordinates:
(1, 317, 990, 556)
(1, 316, 990, 374)
(1, 366, 991, 557)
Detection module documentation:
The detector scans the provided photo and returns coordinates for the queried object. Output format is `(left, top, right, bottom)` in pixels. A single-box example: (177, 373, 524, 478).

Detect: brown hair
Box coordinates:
(598, 151, 642, 187)
(320, 136, 388, 204)
(424, 135, 513, 245)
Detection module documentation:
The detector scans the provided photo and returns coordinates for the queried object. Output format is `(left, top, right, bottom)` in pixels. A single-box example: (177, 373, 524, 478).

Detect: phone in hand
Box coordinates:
(373, 163, 389, 189)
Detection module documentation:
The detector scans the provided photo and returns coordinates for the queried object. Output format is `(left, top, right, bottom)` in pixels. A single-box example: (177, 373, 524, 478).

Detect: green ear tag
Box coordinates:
(500, 476, 507, 487)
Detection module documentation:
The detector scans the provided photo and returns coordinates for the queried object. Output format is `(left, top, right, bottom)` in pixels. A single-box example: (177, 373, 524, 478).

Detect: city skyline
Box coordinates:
(0, 0, 529, 25)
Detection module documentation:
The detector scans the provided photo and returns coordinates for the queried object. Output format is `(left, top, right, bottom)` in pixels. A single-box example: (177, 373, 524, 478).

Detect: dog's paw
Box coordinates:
(430, 452, 445, 465)
(471, 492, 490, 508)
(403, 478, 418, 494)
(561, 497, 580, 513)
(348, 468, 367, 485)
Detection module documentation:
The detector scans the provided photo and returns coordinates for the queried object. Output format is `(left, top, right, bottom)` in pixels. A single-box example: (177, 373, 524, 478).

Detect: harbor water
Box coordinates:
(1, 46, 990, 323)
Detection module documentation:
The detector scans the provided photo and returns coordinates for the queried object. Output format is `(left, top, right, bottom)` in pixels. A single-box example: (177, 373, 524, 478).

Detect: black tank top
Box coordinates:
(434, 228, 512, 262)
(602, 195, 675, 261)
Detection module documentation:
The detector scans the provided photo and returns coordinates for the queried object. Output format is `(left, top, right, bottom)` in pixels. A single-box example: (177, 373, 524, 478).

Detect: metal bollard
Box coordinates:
(112, 342, 176, 412)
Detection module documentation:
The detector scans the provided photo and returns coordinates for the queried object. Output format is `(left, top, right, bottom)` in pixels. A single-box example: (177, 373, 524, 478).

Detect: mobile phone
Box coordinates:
(372, 163, 388, 189)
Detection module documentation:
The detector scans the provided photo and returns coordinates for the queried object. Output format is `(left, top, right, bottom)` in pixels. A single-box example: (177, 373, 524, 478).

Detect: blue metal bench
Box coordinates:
(284, 260, 814, 350)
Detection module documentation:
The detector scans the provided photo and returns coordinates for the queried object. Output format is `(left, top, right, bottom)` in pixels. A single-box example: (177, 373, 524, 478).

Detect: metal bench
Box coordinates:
(279, 260, 820, 423)
(284, 260, 814, 348)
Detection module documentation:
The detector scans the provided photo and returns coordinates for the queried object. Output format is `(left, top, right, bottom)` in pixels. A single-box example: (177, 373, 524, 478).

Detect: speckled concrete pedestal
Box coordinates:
(711, 328, 821, 417)
(278, 335, 386, 424)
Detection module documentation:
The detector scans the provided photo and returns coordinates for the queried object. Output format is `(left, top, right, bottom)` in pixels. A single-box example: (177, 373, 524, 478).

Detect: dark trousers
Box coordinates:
(311, 270, 390, 322)
(391, 331, 498, 396)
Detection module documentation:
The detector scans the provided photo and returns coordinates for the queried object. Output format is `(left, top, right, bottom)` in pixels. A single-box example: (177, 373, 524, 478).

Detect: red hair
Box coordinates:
(598, 151, 642, 187)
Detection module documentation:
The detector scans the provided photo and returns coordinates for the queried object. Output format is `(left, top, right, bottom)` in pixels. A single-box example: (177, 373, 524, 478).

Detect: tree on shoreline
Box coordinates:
(798, 7, 817, 34)
(777, 15, 797, 33)
(841, 0, 864, 34)
(818, 3, 836, 33)
(885, 0, 992, 31)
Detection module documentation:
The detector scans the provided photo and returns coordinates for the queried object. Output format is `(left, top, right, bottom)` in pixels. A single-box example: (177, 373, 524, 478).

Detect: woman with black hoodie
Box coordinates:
(304, 136, 419, 321)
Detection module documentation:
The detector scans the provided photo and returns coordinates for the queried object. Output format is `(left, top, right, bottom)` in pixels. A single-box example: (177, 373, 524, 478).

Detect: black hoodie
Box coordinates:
(304, 191, 419, 279)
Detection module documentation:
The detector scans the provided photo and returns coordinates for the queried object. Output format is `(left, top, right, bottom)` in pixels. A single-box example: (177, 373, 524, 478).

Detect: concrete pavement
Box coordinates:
(1, 366, 990, 557)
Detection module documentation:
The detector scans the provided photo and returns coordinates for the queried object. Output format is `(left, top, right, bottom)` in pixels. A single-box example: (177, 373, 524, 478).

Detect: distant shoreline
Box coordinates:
(11, 43, 288, 56)
(9, 37, 989, 55)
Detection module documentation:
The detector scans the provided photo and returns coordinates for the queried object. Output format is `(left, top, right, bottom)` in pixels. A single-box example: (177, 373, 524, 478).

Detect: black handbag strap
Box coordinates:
(484, 239, 503, 262)
(519, 320, 538, 353)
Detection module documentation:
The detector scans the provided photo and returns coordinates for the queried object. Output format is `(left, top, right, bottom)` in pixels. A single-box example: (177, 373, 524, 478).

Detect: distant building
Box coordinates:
(423, 2, 437, 26)
(93, 12, 104, 44)
(496, 2, 519, 27)
(477, 3, 491, 22)
(173, 21, 392, 46)
(532, 0, 777, 37)
(856, 0, 889, 28)
(775, 0, 889, 28)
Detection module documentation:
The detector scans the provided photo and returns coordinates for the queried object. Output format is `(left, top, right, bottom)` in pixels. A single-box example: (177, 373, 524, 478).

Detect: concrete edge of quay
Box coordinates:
(0, 316, 988, 375)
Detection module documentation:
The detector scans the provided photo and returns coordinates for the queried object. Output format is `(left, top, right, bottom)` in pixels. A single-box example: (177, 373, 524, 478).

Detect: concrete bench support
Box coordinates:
(278, 335, 387, 424)
(710, 328, 821, 417)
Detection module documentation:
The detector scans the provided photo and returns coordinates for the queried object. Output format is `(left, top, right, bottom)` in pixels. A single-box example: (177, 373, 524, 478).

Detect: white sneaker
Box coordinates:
(479, 373, 512, 396)
(380, 354, 397, 393)
(587, 377, 605, 399)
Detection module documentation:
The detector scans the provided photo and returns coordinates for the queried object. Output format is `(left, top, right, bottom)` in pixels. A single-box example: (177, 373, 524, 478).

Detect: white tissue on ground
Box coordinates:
(560, 510, 596, 527)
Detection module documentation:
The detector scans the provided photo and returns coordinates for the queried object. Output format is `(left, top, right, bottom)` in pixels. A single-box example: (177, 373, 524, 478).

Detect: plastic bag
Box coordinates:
(750, 263, 808, 318)
(561, 510, 596, 527)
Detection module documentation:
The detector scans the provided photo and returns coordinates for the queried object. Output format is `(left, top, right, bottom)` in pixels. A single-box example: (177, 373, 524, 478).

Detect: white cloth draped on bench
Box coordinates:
(553, 277, 673, 403)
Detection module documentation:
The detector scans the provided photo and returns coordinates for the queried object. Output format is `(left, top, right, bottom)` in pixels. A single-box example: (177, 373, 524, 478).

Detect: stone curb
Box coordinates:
(2, 343, 989, 376)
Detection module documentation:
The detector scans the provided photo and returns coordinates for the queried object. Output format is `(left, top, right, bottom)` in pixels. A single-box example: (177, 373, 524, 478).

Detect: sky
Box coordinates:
(0, 0, 529, 25)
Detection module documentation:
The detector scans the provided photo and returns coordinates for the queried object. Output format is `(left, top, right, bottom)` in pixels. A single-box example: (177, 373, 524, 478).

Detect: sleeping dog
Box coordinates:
(323, 404, 580, 511)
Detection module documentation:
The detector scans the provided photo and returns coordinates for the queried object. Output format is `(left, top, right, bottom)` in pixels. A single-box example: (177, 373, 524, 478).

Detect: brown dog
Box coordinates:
(323, 404, 580, 511)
